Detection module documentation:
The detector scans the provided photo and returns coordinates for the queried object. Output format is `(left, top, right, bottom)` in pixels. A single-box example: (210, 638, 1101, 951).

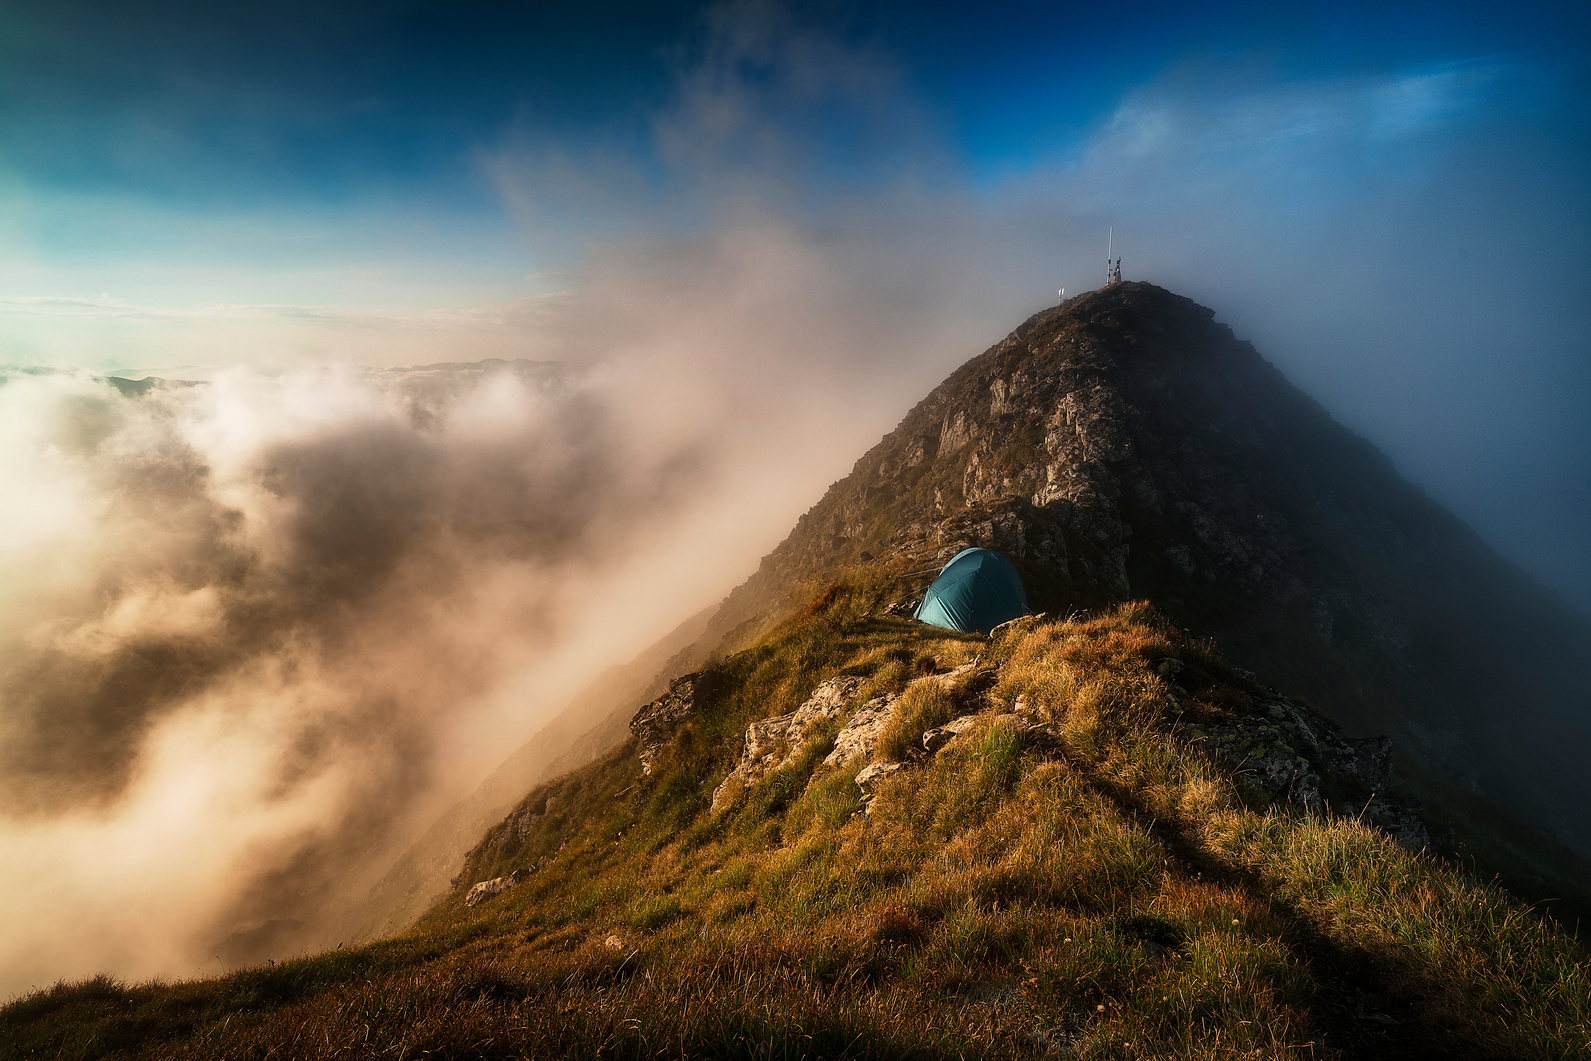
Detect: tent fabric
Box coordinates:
(913, 548, 1029, 634)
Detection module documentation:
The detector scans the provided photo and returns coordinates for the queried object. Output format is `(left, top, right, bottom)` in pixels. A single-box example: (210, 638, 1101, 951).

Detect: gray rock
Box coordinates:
(854, 760, 905, 801)
(1185, 696, 1428, 850)
(921, 712, 984, 754)
(989, 612, 1048, 638)
(821, 694, 899, 769)
(1341, 735, 1395, 791)
(825, 660, 985, 769)
(463, 867, 528, 908)
(712, 676, 865, 810)
(922, 711, 1067, 759)
(1364, 796, 1431, 851)
(1152, 657, 1185, 678)
(630, 673, 703, 775)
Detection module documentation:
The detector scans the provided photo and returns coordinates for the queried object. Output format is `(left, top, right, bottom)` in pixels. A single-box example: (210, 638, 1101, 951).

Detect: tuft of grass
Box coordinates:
(876, 677, 957, 762)
(626, 894, 682, 931)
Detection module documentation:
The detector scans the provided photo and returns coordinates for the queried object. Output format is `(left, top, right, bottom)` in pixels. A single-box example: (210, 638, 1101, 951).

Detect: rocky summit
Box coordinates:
(705, 282, 1591, 860)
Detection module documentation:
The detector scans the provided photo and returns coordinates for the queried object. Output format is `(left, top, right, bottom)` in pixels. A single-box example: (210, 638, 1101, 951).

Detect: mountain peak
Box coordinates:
(704, 284, 1591, 859)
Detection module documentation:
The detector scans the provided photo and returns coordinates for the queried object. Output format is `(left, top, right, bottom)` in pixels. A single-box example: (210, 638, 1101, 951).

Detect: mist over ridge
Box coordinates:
(0, 359, 697, 991)
(0, 201, 1031, 995)
(0, 0, 1587, 1004)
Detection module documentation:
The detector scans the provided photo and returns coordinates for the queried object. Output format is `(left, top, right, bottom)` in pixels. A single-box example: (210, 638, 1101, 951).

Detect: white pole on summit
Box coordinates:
(1106, 228, 1113, 286)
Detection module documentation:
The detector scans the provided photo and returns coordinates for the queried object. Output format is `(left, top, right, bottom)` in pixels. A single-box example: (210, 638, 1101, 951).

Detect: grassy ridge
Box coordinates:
(5, 577, 1589, 1059)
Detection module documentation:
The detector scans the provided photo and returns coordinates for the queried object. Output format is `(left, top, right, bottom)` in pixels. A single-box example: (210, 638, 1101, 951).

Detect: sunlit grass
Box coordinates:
(5, 577, 1588, 1059)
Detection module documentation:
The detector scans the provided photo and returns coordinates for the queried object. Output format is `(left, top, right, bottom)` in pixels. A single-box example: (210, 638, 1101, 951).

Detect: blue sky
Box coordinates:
(1, 0, 1588, 608)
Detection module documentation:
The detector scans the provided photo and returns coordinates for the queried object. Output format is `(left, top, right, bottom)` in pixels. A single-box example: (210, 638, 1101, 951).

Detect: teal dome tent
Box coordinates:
(914, 548, 1029, 634)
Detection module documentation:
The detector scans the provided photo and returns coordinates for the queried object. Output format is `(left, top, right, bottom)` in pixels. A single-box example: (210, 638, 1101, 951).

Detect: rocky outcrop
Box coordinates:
(820, 694, 901, 769)
(464, 868, 527, 908)
(711, 676, 865, 810)
(856, 707, 1059, 808)
(821, 660, 984, 771)
(921, 713, 983, 755)
(630, 674, 703, 775)
(831, 653, 1427, 848)
(1179, 688, 1428, 851)
(853, 761, 905, 801)
(917, 708, 1065, 761)
(710, 661, 997, 813)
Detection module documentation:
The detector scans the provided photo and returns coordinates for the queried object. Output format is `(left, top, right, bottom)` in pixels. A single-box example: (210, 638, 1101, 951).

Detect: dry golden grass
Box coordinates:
(5, 580, 1589, 1059)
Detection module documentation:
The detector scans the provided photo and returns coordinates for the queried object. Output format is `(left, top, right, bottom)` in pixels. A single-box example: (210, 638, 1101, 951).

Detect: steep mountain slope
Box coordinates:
(11, 583, 1588, 1059)
(346, 607, 712, 943)
(702, 282, 1591, 858)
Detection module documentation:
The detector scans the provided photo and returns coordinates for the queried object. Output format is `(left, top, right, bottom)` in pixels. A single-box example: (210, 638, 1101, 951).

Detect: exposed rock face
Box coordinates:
(711, 676, 865, 809)
(918, 709, 1064, 764)
(816, 660, 982, 771)
(921, 713, 982, 755)
(837, 657, 1427, 847)
(821, 694, 901, 769)
(485, 793, 560, 863)
(697, 282, 1591, 857)
(1182, 693, 1428, 851)
(464, 868, 527, 908)
(707, 661, 995, 815)
(630, 674, 703, 775)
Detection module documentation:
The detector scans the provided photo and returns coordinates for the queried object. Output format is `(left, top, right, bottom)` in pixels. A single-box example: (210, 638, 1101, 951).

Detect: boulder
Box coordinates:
(821, 694, 900, 768)
(989, 613, 1048, 639)
(854, 760, 905, 801)
(1151, 657, 1186, 679)
(720, 659, 988, 807)
(921, 713, 981, 754)
(1364, 795, 1430, 851)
